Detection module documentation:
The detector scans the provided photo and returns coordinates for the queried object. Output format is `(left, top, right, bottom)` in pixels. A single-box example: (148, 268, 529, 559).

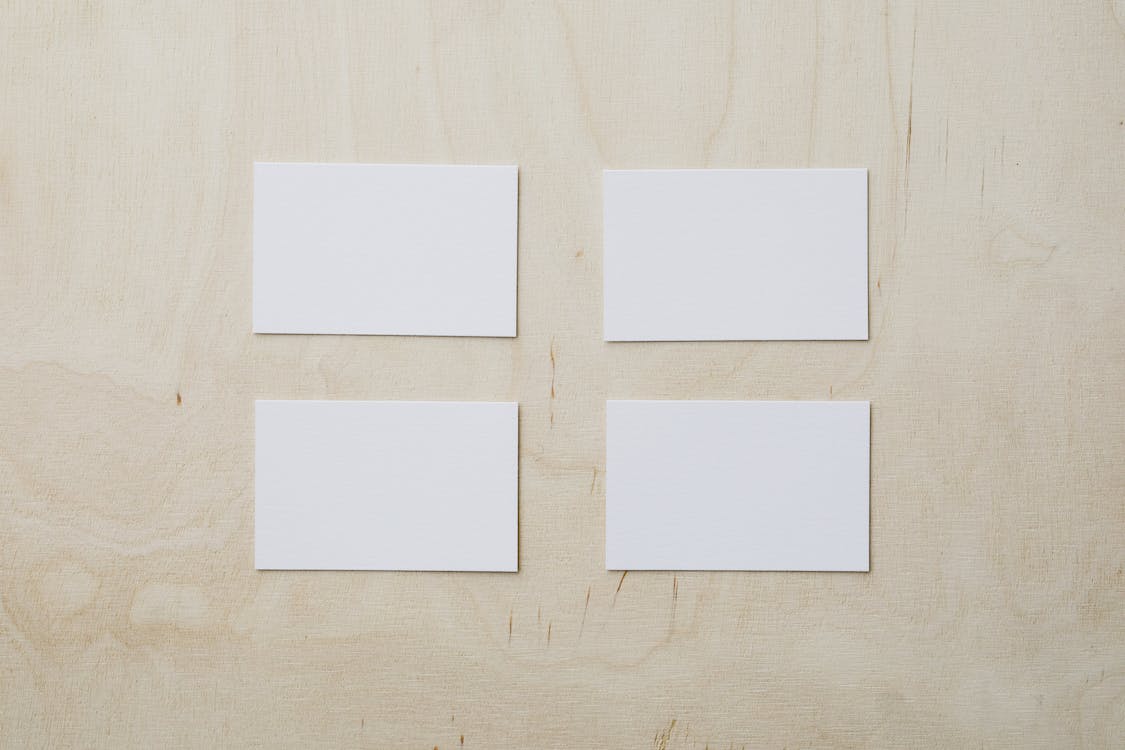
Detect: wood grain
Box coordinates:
(1, 1, 1123, 747)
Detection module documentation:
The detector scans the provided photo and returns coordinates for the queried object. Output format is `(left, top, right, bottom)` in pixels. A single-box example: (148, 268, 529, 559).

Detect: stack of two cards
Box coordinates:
(254, 164, 870, 573)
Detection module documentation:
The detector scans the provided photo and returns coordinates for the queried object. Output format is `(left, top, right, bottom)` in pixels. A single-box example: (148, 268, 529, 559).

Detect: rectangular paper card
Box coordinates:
(255, 400, 518, 571)
(603, 168, 868, 341)
(253, 163, 517, 336)
(606, 400, 869, 571)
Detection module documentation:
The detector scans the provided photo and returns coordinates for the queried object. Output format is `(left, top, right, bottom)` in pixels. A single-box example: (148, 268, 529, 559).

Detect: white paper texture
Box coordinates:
(606, 400, 869, 571)
(255, 400, 518, 571)
(253, 163, 517, 336)
(603, 168, 868, 341)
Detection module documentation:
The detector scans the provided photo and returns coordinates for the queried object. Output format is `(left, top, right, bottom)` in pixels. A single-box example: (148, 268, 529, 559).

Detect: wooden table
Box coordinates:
(2, 2, 1123, 746)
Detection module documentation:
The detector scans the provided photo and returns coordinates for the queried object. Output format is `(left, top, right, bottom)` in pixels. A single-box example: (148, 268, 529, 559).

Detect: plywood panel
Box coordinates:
(1, 2, 1122, 747)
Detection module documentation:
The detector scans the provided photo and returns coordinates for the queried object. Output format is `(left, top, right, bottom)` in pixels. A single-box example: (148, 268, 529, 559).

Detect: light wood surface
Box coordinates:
(2, 2, 1123, 747)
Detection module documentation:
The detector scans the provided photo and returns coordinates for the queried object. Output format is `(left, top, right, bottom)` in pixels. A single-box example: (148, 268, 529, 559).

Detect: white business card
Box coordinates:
(255, 400, 518, 571)
(603, 168, 868, 341)
(606, 400, 869, 571)
(253, 163, 517, 336)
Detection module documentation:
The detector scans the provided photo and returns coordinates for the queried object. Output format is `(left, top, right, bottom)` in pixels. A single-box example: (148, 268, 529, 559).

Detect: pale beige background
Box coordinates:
(2, 1, 1123, 747)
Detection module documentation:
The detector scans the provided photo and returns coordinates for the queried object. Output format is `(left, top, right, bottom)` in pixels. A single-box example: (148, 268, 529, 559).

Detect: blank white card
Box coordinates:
(253, 163, 517, 336)
(606, 400, 869, 571)
(255, 401, 518, 571)
(603, 169, 868, 341)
